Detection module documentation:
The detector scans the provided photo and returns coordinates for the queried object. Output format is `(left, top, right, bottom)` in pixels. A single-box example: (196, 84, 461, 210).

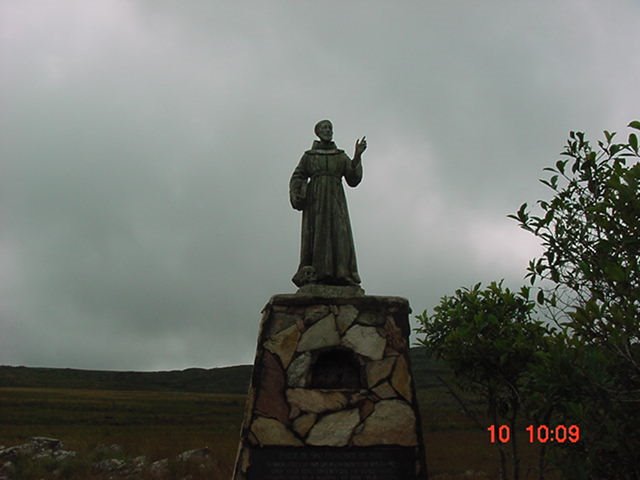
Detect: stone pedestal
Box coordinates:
(232, 293, 428, 480)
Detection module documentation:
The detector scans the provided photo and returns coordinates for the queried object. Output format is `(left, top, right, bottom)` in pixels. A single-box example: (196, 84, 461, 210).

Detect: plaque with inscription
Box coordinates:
(247, 447, 416, 480)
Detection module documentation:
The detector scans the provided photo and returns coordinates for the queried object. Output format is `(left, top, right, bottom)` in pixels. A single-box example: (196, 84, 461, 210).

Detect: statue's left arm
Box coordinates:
(345, 136, 366, 187)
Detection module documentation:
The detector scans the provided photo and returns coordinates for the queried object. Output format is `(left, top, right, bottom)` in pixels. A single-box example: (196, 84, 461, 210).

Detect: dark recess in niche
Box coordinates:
(310, 348, 362, 390)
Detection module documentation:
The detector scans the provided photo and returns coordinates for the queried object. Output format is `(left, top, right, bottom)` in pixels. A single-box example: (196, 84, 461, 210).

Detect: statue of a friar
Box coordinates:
(289, 120, 367, 288)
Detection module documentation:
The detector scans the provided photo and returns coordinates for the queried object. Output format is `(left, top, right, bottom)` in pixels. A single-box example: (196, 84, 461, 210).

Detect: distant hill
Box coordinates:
(408, 346, 452, 389)
(0, 347, 448, 394)
(0, 364, 253, 394)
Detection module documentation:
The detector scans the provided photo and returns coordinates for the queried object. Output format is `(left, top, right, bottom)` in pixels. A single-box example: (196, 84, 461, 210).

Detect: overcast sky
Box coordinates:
(1, 1, 639, 371)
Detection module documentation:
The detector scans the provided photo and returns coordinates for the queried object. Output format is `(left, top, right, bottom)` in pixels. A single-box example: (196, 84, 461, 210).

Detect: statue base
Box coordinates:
(232, 293, 428, 479)
(296, 284, 365, 297)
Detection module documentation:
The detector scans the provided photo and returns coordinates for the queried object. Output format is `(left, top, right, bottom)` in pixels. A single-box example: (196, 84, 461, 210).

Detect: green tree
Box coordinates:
(509, 121, 640, 479)
(416, 281, 549, 480)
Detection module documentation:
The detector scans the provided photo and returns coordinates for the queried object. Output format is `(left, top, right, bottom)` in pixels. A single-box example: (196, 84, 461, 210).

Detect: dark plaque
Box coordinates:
(247, 446, 416, 480)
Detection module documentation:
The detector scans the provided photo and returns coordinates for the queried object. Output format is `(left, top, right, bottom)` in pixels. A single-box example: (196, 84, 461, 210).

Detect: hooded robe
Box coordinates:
(290, 140, 362, 287)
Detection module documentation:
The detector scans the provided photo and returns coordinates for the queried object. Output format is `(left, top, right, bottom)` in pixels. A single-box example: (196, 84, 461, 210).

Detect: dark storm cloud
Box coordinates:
(1, 0, 638, 370)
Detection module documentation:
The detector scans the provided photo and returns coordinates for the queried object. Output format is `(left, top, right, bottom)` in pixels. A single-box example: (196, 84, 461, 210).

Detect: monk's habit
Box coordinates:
(290, 140, 362, 287)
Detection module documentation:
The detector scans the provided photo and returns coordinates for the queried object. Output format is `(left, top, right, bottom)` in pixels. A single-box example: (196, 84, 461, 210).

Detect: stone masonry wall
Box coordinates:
(233, 294, 427, 480)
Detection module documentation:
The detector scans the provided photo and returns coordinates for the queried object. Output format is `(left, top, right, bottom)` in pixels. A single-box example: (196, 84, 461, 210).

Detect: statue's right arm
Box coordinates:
(289, 155, 308, 211)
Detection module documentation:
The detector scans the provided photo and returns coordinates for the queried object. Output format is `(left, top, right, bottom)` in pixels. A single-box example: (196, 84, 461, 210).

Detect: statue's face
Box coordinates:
(317, 121, 333, 142)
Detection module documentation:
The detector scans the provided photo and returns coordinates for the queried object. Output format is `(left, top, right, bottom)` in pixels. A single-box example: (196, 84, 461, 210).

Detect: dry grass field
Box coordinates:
(0, 387, 242, 478)
(0, 385, 562, 479)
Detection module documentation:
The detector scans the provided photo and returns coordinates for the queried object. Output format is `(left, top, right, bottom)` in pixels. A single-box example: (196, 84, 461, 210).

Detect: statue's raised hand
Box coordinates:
(354, 136, 367, 159)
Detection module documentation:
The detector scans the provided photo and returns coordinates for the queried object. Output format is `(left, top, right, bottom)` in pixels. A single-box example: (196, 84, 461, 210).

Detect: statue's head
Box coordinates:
(314, 120, 333, 143)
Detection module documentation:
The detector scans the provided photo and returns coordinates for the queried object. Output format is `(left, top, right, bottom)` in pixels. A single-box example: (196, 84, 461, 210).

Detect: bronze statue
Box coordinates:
(290, 120, 367, 287)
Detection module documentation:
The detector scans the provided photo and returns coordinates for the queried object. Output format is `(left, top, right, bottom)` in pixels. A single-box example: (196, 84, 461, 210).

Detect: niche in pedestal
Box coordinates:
(310, 348, 362, 390)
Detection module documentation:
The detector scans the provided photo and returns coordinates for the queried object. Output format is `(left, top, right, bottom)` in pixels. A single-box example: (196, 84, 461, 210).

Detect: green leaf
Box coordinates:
(628, 120, 640, 130)
(572, 158, 581, 173)
(629, 133, 638, 153)
(543, 209, 554, 223)
(517, 203, 528, 222)
(537, 290, 545, 304)
(604, 130, 616, 143)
